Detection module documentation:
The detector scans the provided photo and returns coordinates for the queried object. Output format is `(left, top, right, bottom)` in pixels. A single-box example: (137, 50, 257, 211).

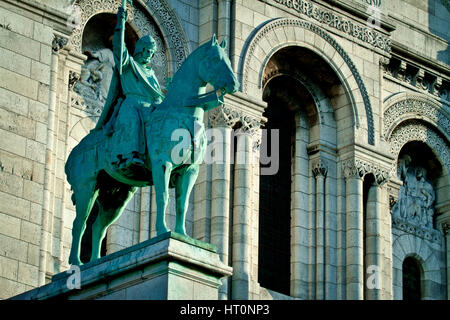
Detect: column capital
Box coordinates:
(312, 158, 328, 178)
(209, 105, 241, 128)
(341, 158, 368, 180)
(341, 158, 390, 183)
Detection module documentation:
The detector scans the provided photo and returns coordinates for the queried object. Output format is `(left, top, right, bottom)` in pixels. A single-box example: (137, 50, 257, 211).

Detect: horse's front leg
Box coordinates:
(174, 165, 199, 236)
(151, 160, 173, 235)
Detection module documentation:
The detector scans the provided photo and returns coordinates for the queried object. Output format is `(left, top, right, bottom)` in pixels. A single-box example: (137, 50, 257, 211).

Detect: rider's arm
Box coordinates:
(113, 7, 130, 68)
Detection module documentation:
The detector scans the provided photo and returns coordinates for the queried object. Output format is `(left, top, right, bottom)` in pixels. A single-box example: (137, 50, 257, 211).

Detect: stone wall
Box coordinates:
(0, 0, 72, 299)
(0, 0, 448, 300)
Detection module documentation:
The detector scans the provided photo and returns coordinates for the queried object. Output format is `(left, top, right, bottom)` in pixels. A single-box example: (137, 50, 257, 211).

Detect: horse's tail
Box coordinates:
(64, 130, 104, 190)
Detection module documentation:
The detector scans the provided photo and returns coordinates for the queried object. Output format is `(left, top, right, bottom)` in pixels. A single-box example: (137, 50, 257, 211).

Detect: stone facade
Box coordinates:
(0, 0, 449, 300)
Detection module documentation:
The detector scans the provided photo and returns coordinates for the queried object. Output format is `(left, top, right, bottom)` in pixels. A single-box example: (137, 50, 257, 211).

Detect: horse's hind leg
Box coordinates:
(68, 180, 98, 266)
(90, 176, 137, 261)
(174, 165, 199, 236)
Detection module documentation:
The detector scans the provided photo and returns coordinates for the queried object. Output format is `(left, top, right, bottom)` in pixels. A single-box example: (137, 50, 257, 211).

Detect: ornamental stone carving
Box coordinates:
(73, 48, 115, 111)
(52, 35, 68, 53)
(242, 17, 375, 145)
(69, 0, 187, 118)
(208, 105, 263, 150)
(392, 155, 436, 229)
(382, 57, 449, 101)
(71, 0, 169, 82)
(388, 120, 450, 175)
(341, 158, 390, 183)
(208, 105, 241, 128)
(312, 158, 328, 177)
(383, 97, 450, 140)
(392, 216, 442, 243)
(268, 0, 390, 52)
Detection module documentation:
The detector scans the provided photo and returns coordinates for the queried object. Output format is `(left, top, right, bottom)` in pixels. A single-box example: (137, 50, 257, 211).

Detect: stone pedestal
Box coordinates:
(11, 232, 232, 300)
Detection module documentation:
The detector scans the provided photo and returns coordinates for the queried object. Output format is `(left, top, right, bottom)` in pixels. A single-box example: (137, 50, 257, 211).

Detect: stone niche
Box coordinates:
(390, 141, 446, 299)
(392, 141, 442, 233)
(72, 6, 168, 117)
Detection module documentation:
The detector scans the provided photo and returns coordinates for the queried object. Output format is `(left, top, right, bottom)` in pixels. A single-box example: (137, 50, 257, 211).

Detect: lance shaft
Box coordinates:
(118, 0, 132, 75)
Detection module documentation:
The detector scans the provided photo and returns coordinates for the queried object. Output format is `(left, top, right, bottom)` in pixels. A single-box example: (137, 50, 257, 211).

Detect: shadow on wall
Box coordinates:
(429, 0, 450, 64)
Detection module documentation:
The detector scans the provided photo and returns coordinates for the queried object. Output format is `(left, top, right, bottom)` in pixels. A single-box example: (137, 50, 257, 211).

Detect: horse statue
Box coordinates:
(65, 35, 239, 265)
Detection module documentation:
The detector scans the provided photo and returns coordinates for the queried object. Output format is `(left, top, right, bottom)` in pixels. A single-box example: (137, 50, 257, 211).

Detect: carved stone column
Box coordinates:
(208, 107, 236, 300)
(232, 128, 255, 300)
(39, 34, 68, 285)
(342, 159, 366, 299)
(443, 223, 450, 300)
(290, 116, 310, 299)
(312, 159, 328, 299)
(365, 180, 385, 300)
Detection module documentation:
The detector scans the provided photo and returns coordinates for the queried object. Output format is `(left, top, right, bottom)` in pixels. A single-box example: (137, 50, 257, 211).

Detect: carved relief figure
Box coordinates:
(74, 48, 116, 107)
(392, 155, 436, 229)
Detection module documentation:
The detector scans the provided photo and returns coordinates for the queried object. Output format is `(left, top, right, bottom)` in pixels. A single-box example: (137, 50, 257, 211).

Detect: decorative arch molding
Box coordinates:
(263, 68, 335, 126)
(70, 0, 189, 73)
(240, 17, 375, 145)
(262, 68, 337, 147)
(388, 120, 450, 177)
(392, 233, 445, 299)
(384, 92, 450, 142)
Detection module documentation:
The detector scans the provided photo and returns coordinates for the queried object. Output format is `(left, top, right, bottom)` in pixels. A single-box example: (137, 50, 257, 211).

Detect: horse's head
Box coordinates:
(198, 35, 240, 95)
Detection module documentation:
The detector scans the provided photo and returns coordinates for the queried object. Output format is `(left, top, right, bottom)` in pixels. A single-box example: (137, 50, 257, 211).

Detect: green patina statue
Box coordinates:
(65, 1, 239, 266)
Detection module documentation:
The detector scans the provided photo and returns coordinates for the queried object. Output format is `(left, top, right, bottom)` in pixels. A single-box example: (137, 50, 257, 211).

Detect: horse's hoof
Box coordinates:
(69, 256, 82, 266)
(175, 228, 187, 237)
(156, 226, 169, 235)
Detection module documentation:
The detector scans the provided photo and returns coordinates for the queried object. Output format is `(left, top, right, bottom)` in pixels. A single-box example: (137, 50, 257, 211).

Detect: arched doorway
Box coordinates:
(258, 46, 340, 298)
(402, 256, 422, 300)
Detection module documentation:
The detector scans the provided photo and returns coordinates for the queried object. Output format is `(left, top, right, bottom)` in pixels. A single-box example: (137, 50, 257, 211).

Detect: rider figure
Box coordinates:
(93, 7, 164, 172)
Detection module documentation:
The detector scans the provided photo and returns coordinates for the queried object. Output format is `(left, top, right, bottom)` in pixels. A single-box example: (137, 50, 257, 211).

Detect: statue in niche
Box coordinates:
(74, 48, 116, 109)
(392, 155, 436, 229)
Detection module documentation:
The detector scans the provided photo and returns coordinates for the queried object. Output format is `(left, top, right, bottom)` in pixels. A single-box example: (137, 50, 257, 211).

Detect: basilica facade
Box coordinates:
(0, 0, 449, 300)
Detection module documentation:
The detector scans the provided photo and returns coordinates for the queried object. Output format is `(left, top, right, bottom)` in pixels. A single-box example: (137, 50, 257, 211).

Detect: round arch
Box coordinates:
(392, 234, 445, 299)
(239, 17, 375, 145)
(384, 92, 450, 142)
(70, 0, 190, 75)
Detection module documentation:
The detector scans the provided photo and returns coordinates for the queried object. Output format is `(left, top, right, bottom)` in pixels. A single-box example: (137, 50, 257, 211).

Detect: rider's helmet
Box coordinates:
(133, 35, 157, 57)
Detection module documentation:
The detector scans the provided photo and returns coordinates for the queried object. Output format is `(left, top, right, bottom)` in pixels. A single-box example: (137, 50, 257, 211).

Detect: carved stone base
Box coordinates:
(11, 232, 232, 300)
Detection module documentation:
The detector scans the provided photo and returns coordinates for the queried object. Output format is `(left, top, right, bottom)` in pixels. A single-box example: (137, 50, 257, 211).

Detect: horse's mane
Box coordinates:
(164, 41, 212, 97)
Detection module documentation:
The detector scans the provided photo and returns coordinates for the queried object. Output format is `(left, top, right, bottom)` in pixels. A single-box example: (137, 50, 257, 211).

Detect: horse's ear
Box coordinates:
(211, 34, 218, 46)
(220, 38, 227, 49)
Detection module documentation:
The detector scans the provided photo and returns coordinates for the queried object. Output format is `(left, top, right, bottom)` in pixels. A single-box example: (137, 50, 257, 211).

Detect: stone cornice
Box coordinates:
(2, 0, 73, 35)
(390, 41, 450, 78)
(323, 0, 396, 32)
(382, 55, 450, 102)
(259, 0, 392, 53)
